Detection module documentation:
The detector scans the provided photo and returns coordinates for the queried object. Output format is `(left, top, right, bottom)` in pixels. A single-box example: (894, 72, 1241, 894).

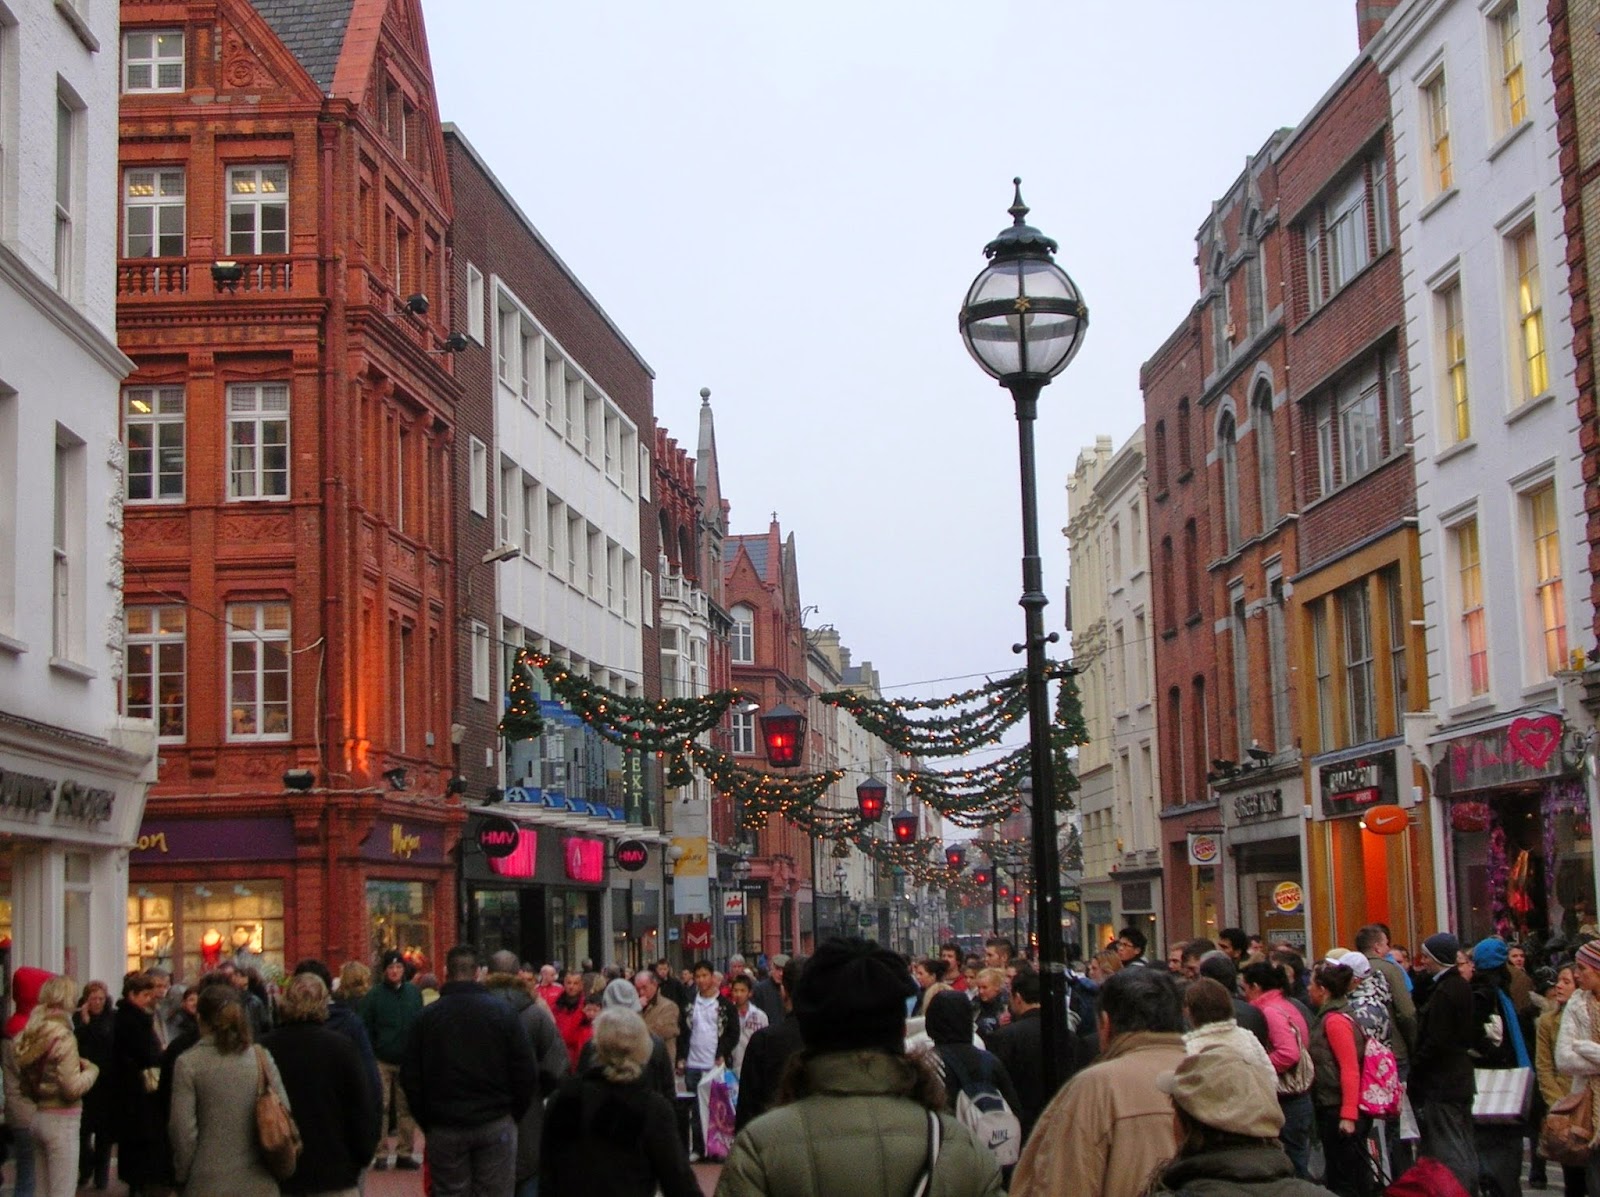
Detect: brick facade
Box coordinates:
(120, 0, 464, 978)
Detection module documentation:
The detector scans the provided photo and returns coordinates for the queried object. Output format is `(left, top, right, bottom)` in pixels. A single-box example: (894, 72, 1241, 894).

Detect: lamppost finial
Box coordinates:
(1009, 177, 1029, 226)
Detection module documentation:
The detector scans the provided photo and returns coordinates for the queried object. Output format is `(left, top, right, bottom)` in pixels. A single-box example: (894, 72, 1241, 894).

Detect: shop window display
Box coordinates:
(367, 879, 433, 971)
(126, 881, 284, 980)
(1449, 780, 1596, 945)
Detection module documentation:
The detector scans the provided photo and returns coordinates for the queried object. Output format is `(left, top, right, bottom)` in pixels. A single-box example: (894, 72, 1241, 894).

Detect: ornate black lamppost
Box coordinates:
(958, 178, 1087, 1097)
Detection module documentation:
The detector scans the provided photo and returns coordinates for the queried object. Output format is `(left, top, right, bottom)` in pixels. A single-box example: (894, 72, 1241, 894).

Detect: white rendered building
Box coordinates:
(0, 0, 155, 983)
(1372, 0, 1599, 939)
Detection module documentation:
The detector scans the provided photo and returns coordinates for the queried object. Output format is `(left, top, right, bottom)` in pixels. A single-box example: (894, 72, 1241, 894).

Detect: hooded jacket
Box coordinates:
(1411, 966, 1476, 1105)
(15, 1009, 98, 1109)
(715, 1051, 1003, 1197)
(1147, 1141, 1339, 1196)
(2, 966, 51, 1129)
(924, 991, 1023, 1123)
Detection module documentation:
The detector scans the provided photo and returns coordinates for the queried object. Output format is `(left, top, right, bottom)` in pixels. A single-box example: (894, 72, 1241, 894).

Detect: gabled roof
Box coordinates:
(725, 535, 770, 578)
(249, 0, 355, 92)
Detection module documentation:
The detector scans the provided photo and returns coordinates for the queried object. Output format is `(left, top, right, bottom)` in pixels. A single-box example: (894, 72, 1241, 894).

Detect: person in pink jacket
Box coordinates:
(1243, 960, 1314, 1179)
(1307, 962, 1372, 1197)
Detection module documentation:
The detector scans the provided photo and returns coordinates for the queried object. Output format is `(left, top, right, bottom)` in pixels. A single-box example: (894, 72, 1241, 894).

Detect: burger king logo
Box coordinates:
(1273, 881, 1304, 914)
(1188, 834, 1220, 865)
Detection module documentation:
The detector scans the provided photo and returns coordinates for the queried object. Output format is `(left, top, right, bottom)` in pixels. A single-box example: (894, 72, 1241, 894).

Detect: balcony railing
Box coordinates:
(117, 255, 300, 298)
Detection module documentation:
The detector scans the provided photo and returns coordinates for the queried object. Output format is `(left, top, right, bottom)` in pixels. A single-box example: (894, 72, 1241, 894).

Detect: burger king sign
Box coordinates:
(1186, 832, 1221, 866)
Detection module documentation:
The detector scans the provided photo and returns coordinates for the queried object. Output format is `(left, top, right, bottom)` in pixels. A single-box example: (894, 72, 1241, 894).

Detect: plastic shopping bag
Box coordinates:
(703, 1066, 739, 1160)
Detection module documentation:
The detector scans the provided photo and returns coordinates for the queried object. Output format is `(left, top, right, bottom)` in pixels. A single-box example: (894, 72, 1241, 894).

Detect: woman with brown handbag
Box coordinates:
(1535, 965, 1587, 1197)
(169, 985, 292, 1197)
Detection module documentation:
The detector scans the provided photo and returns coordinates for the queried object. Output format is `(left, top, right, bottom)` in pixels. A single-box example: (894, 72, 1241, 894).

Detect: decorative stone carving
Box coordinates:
(221, 26, 264, 91)
(219, 512, 292, 544)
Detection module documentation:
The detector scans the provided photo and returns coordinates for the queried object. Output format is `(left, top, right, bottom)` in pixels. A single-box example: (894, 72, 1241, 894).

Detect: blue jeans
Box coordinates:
(1278, 1093, 1313, 1179)
(10, 1125, 34, 1197)
(683, 1068, 707, 1156)
(427, 1116, 516, 1197)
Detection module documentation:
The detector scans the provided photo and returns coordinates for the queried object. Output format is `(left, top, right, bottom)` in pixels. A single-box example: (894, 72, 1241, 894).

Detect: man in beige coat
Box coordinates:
(635, 969, 681, 1063)
(1011, 967, 1187, 1197)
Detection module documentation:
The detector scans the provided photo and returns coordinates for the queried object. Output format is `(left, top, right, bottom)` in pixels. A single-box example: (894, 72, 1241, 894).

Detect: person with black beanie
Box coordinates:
(715, 937, 1001, 1197)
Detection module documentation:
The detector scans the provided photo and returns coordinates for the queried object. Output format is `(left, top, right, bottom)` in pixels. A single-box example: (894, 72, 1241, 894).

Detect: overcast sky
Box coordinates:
(429, 3, 1363, 744)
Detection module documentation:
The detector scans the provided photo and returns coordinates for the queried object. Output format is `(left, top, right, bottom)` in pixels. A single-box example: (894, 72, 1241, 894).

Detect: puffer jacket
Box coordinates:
(15, 1011, 98, 1108)
(715, 1050, 1002, 1197)
(1147, 1141, 1339, 1196)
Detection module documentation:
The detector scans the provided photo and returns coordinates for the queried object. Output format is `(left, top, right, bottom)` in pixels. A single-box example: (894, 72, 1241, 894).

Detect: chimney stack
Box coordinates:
(1356, 0, 1402, 48)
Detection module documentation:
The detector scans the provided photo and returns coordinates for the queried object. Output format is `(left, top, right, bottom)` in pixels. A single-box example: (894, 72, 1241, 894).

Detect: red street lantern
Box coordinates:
(759, 703, 806, 768)
(973, 867, 991, 886)
(856, 776, 887, 821)
(944, 844, 967, 870)
(1012, 892, 1025, 907)
(891, 812, 918, 844)
(999, 883, 1010, 899)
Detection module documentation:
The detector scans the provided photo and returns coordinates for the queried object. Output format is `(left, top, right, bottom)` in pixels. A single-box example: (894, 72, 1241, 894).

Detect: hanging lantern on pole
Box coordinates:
(759, 703, 806, 768)
(945, 844, 967, 869)
(856, 775, 887, 821)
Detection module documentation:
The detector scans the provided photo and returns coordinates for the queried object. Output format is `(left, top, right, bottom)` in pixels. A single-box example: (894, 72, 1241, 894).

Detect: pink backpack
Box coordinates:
(1358, 1031, 1402, 1117)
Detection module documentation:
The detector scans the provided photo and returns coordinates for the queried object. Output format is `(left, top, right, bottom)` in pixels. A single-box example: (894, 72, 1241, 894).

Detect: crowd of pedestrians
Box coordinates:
(6, 923, 1600, 1196)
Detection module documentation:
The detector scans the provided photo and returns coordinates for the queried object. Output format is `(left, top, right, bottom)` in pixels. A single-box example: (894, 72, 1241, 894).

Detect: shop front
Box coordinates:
(0, 737, 153, 988)
(1219, 776, 1308, 955)
(128, 795, 461, 983)
(462, 810, 610, 971)
(1432, 710, 1595, 945)
(1307, 739, 1431, 956)
(1162, 809, 1223, 946)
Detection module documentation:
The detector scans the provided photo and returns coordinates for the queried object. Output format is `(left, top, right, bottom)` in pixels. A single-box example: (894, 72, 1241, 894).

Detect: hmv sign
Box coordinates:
(476, 815, 521, 859)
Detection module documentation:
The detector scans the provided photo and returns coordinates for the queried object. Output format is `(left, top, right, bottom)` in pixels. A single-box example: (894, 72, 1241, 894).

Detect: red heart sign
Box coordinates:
(1508, 715, 1562, 770)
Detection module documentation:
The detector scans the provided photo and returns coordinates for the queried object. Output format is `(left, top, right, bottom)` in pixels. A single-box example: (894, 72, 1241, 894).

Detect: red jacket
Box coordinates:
(550, 997, 593, 1070)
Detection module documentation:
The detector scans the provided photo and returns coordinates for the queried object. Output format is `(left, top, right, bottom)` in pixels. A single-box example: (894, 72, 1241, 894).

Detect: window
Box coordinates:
(1439, 280, 1469, 441)
(1312, 603, 1333, 749)
(622, 553, 634, 621)
(226, 602, 290, 739)
(1512, 225, 1548, 401)
(731, 604, 755, 664)
(1130, 501, 1143, 569)
(1133, 612, 1148, 704)
(226, 165, 288, 255)
(470, 621, 490, 701)
(1153, 421, 1168, 493)
(1268, 578, 1290, 747)
(1167, 687, 1185, 800)
(1219, 410, 1240, 550)
(55, 94, 78, 294)
(1455, 519, 1489, 696)
(1246, 216, 1265, 334)
(521, 477, 537, 558)
(51, 430, 83, 661)
(1342, 581, 1376, 744)
(123, 30, 184, 92)
(1212, 257, 1231, 368)
(124, 386, 184, 502)
(1109, 519, 1122, 585)
(730, 711, 755, 756)
(498, 463, 516, 547)
(1177, 400, 1192, 475)
(1253, 383, 1277, 529)
(566, 513, 581, 582)
(468, 436, 487, 516)
(1423, 72, 1452, 194)
(1384, 567, 1408, 718)
(1231, 592, 1250, 753)
(520, 330, 538, 407)
(123, 168, 184, 258)
(1111, 622, 1126, 712)
(1327, 172, 1370, 293)
(1337, 371, 1382, 484)
(466, 264, 484, 343)
(1496, 4, 1526, 130)
(1313, 356, 1394, 495)
(546, 494, 562, 573)
(1527, 483, 1566, 676)
(227, 383, 289, 500)
(124, 606, 185, 738)
(1159, 537, 1176, 631)
(1183, 519, 1199, 617)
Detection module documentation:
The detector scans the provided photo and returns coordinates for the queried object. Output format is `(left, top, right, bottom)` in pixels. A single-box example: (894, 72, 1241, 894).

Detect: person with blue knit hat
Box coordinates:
(1470, 936, 1535, 1197)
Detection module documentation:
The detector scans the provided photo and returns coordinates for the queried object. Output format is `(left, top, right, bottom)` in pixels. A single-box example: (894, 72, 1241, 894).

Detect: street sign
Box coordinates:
(683, 920, 713, 950)
(723, 891, 746, 918)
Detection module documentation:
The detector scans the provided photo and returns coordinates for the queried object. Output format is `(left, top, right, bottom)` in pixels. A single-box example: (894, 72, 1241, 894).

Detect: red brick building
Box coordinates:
(1192, 134, 1310, 953)
(723, 518, 814, 957)
(119, 0, 463, 980)
(1140, 309, 1222, 942)
(1277, 54, 1431, 955)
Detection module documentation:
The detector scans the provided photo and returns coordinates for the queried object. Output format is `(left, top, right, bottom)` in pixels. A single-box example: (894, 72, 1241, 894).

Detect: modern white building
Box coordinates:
(1373, 0, 1599, 940)
(0, 0, 155, 984)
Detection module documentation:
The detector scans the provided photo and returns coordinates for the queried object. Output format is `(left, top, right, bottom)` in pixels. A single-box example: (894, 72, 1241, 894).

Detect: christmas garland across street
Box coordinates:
(496, 648, 1085, 887)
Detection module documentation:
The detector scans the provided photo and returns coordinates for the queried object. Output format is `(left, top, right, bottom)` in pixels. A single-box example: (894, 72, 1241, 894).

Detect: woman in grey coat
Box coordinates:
(170, 984, 291, 1197)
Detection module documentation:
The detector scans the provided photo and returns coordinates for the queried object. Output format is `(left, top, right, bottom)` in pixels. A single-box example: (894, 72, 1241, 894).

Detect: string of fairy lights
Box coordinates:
(496, 647, 1086, 887)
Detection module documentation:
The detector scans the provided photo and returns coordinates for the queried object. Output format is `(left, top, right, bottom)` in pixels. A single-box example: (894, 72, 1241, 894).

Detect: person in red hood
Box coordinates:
(3, 966, 53, 1197)
(550, 970, 596, 1070)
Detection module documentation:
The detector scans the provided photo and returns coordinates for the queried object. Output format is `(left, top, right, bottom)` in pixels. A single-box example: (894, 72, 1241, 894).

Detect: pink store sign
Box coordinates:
(487, 829, 538, 879)
(564, 837, 605, 884)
